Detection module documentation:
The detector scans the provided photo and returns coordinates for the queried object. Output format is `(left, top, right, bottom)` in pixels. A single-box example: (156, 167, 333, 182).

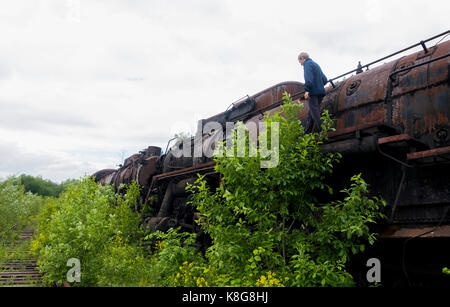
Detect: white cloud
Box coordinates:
(0, 0, 449, 182)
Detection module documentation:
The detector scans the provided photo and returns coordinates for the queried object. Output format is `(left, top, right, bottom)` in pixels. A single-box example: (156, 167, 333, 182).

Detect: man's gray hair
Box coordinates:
(298, 52, 309, 60)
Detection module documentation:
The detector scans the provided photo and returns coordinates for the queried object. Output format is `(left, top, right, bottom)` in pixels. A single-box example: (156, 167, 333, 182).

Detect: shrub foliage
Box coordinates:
(183, 92, 386, 286)
(0, 178, 43, 239)
(31, 93, 386, 286)
(31, 178, 149, 286)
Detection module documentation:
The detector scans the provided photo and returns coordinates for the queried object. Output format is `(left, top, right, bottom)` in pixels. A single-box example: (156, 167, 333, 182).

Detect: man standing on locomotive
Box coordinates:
(298, 52, 328, 133)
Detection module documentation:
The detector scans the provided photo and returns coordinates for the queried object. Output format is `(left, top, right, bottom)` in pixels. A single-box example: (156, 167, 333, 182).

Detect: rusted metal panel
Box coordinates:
(137, 156, 159, 186)
(163, 144, 197, 172)
(317, 62, 393, 138)
(102, 171, 116, 185)
(337, 63, 392, 112)
(203, 81, 304, 123)
(389, 40, 449, 148)
(428, 40, 450, 85)
(91, 169, 116, 185)
(248, 81, 304, 110)
(318, 39, 449, 142)
(392, 85, 449, 147)
(333, 103, 387, 133)
(93, 147, 161, 190)
(320, 82, 342, 117)
(391, 55, 429, 97)
(392, 40, 450, 97)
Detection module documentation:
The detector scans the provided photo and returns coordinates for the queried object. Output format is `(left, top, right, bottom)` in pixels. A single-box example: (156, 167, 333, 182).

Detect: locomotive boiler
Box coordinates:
(92, 31, 450, 286)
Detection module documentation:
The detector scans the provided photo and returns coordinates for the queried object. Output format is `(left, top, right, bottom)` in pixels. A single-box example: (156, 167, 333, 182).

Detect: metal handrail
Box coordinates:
(328, 30, 450, 87)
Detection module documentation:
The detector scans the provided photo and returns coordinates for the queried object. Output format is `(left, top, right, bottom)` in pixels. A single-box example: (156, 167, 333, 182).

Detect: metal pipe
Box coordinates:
(164, 137, 177, 155)
(391, 166, 406, 220)
(157, 178, 196, 218)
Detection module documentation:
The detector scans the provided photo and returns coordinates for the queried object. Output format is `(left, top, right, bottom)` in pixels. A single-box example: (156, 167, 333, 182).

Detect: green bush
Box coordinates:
(144, 228, 206, 286)
(14, 174, 78, 198)
(30, 93, 386, 287)
(0, 178, 44, 239)
(17, 174, 63, 197)
(32, 178, 149, 286)
(96, 236, 156, 287)
(166, 92, 386, 287)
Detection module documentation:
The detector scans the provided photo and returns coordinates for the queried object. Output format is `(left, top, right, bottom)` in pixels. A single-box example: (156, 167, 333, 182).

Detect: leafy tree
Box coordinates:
(144, 228, 205, 286)
(18, 174, 63, 197)
(13, 174, 78, 198)
(184, 92, 386, 286)
(0, 178, 43, 238)
(30, 93, 386, 287)
(31, 178, 146, 286)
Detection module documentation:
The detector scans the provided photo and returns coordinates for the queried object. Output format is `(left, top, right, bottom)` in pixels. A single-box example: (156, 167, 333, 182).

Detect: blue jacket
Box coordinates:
(303, 58, 328, 96)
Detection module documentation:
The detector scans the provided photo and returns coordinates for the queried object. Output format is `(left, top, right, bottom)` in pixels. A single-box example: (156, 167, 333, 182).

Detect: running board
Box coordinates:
(407, 146, 450, 164)
(378, 134, 429, 151)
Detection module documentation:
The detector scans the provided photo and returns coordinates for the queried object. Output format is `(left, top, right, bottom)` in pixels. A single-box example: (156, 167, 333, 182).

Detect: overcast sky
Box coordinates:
(0, 0, 448, 183)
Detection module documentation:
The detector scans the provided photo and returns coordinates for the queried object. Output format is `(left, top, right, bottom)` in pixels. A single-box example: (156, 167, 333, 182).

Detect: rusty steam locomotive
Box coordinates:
(93, 31, 450, 286)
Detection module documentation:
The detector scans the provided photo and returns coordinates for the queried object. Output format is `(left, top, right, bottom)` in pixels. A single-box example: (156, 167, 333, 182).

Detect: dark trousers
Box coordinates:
(305, 95, 324, 133)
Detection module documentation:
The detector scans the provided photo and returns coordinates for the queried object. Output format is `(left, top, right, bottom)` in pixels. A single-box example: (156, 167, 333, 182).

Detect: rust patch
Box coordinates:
(381, 225, 450, 238)
(407, 145, 450, 160)
(152, 161, 216, 181)
(378, 134, 411, 145)
(338, 64, 392, 112)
